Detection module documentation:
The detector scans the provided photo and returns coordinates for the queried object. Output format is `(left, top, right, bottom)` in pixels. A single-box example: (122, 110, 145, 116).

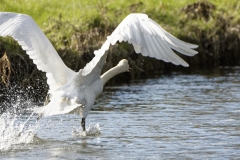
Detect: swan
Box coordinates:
(0, 12, 198, 132)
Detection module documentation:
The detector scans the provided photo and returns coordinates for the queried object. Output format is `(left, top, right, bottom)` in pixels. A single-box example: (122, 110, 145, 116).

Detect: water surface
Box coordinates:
(1, 67, 240, 159)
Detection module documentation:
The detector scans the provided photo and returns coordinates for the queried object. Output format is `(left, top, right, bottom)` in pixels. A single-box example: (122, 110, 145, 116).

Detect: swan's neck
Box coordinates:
(101, 59, 129, 85)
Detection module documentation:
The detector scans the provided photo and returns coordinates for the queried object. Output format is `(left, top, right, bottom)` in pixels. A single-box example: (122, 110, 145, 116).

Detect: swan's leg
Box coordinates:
(81, 118, 86, 131)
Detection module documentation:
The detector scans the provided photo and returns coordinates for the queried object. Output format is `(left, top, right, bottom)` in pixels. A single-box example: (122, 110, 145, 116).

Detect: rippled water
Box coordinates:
(1, 67, 240, 159)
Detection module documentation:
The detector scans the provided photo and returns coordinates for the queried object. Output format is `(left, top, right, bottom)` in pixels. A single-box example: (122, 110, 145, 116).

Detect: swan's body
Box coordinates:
(0, 12, 198, 131)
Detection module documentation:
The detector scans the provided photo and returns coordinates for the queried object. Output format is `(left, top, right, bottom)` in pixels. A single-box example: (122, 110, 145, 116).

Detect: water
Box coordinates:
(1, 67, 240, 159)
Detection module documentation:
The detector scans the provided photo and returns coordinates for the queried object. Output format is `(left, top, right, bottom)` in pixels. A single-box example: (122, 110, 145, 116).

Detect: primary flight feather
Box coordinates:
(0, 12, 198, 132)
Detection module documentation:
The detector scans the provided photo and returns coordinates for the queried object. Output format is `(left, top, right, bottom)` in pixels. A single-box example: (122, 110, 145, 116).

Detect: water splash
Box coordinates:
(72, 122, 101, 137)
(0, 84, 101, 153)
(0, 111, 38, 151)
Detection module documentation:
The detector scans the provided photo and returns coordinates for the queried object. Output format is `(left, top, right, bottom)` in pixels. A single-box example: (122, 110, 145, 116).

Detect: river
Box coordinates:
(1, 66, 240, 159)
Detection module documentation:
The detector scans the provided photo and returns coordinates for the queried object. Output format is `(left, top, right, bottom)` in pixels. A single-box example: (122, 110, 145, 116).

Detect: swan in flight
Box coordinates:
(0, 12, 198, 132)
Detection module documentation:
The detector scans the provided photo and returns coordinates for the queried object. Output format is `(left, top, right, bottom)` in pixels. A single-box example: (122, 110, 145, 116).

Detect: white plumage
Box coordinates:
(0, 12, 198, 131)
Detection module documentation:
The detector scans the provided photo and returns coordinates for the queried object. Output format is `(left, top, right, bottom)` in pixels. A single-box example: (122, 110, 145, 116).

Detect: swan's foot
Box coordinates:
(81, 118, 86, 131)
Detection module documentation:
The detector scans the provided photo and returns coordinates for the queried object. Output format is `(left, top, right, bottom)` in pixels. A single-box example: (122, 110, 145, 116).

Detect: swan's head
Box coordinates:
(101, 59, 130, 85)
(117, 59, 130, 72)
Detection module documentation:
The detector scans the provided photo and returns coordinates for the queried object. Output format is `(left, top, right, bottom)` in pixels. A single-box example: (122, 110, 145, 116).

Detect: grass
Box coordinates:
(1, 1, 238, 23)
(0, 1, 202, 36)
(1, 0, 239, 45)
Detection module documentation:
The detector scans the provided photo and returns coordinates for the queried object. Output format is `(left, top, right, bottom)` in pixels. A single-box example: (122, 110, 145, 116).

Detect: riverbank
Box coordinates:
(0, 0, 240, 106)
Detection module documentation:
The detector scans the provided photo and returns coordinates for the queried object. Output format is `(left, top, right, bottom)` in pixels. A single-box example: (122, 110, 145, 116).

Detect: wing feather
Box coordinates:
(155, 37, 170, 62)
(161, 39, 187, 66)
(142, 33, 152, 57)
(149, 19, 198, 49)
(151, 36, 164, 60)
(144, 34, 155, 58)
(133, 22, 141, 46)
(0, 12, 75, 92)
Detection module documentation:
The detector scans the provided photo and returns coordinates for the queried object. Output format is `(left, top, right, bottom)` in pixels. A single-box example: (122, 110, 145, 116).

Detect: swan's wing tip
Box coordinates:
(190, 44, 199, 49)
(183, 63, 189, 67)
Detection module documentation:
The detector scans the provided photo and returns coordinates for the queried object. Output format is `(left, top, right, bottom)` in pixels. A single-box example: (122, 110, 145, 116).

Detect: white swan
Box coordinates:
(0, 12, 198, 131)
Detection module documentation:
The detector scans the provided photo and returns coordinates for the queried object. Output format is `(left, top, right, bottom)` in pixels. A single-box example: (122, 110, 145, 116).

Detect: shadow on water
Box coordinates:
(0, 66, 240, 159)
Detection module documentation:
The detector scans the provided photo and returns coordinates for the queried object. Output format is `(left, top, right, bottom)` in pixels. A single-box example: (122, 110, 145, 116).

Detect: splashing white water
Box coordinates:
(0, 112, 38, 150)
(72, 122, 101, 137)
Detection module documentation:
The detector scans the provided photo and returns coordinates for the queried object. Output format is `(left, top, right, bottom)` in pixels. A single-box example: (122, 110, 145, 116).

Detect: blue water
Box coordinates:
(1, 67, 240, 159)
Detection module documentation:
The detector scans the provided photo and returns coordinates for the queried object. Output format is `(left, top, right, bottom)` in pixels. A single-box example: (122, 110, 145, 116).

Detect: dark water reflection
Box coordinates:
(1, 67, 240, 159)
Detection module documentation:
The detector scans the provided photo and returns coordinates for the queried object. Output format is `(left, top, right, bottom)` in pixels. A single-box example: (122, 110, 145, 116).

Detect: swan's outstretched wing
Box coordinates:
(81, 13, 198, 77)
(0, 12, 75, 91)
(108, 13, 198, 65)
